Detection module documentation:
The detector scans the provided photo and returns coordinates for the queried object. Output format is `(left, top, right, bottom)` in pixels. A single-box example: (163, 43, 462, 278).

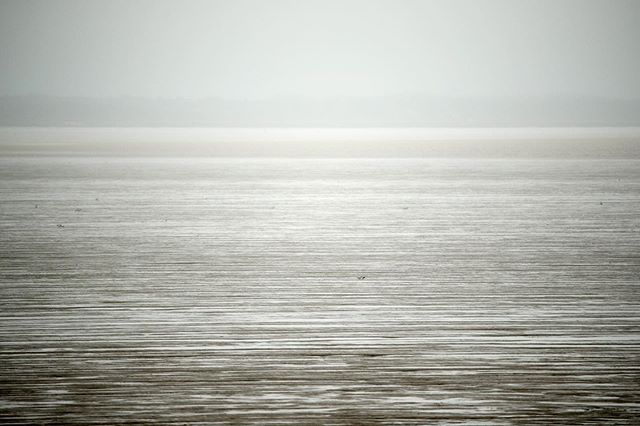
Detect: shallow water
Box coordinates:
(1, 157, 639, 424)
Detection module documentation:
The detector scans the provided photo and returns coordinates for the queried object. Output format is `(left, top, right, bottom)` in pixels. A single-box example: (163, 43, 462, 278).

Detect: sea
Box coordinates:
(1, 128, 639, 424)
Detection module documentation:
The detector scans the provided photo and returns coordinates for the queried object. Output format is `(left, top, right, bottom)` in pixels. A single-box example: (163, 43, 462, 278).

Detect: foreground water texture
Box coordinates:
(1, 154, 640, 424)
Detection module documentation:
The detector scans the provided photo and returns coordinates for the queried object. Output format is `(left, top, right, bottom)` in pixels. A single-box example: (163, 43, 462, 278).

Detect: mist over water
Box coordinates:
(2, 127, 640, 158)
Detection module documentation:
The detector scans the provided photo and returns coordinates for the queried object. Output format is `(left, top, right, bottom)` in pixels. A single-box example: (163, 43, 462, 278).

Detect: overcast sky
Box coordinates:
(1, 0, 639, 101)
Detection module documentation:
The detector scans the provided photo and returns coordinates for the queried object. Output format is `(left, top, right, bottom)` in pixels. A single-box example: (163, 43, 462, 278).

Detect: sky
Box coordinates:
(1, 0, 640, 101)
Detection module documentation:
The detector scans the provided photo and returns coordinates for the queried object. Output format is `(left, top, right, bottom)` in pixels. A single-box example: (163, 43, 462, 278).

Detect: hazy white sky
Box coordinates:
(1, 0, 639, 100)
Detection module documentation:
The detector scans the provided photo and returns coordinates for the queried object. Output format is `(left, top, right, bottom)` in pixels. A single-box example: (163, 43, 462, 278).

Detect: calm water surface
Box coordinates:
(1, 157, 639, 424)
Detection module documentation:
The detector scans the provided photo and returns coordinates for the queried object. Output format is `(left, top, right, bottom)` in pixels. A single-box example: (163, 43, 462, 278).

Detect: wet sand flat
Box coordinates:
(1, 157, 639, 424)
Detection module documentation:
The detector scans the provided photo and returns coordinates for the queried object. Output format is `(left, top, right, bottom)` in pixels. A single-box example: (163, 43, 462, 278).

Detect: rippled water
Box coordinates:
(1, 157, 639, 424)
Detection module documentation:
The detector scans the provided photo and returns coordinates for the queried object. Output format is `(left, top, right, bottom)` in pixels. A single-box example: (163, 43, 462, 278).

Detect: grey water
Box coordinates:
(1, 153, 640, 423)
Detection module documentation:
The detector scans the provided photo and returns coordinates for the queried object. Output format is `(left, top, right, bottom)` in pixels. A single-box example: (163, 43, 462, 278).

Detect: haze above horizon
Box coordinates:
(1, 0, 639, 126)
